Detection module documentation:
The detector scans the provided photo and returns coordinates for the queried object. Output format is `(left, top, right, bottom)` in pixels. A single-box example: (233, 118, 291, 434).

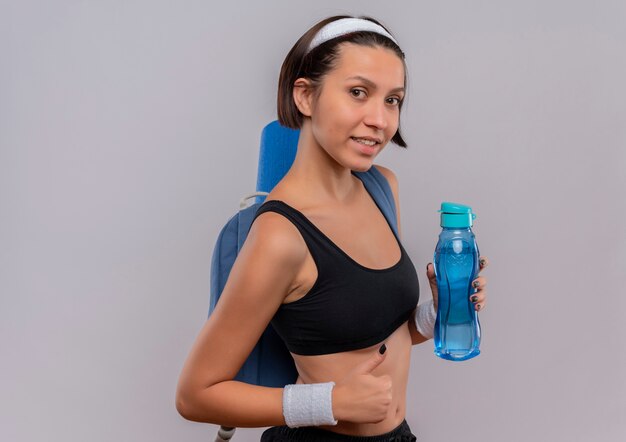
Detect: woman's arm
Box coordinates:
(175, 211, 307, 427)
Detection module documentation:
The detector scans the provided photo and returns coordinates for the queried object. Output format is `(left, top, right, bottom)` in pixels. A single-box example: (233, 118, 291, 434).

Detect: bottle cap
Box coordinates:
(439, 202, 477, 228)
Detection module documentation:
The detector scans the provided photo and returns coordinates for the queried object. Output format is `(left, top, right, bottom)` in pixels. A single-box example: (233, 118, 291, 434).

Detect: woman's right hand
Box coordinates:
(331, 344, 392, 423)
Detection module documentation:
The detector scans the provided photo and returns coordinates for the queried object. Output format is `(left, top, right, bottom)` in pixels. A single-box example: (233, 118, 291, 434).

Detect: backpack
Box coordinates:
(208, 121, 399, 388)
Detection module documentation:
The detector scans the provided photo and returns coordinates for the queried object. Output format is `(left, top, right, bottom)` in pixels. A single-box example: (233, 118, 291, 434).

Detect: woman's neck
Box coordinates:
(283, 124, 360, 204)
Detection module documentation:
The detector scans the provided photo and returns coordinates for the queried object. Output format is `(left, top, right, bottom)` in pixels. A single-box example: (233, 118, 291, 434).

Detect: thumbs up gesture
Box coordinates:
(332, 344, 392, 424)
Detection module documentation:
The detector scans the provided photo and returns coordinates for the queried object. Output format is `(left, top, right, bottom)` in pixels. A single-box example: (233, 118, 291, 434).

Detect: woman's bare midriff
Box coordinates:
(291, 320, 413, 436)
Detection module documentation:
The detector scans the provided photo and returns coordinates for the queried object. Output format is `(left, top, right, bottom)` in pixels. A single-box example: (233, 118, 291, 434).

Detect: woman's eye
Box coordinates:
(350, 89, 365, 98)
(387, 97, 402, 106)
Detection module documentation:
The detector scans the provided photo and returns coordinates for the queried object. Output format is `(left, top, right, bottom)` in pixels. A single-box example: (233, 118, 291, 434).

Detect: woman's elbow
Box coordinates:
(175, 380, 211, 422)
(176, 381, 223, 423)
(175, 386, 195, 421)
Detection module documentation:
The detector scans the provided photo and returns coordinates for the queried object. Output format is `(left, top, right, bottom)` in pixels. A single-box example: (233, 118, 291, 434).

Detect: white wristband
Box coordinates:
(415, 300, 437, 339)
(282, 382, 338, 428)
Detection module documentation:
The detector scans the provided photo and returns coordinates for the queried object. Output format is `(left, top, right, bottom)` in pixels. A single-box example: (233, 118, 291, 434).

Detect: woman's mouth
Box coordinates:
(350, 137, 380, 155)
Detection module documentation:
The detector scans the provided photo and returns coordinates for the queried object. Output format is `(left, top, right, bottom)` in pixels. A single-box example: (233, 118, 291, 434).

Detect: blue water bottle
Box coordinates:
(433, 202, 481, 361)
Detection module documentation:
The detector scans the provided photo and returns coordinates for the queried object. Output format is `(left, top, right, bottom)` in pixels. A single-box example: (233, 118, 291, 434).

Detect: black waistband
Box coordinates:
(260, 419, 417, 442)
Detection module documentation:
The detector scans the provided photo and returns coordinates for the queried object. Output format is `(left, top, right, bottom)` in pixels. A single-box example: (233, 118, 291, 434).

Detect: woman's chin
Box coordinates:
(350, 163, 374, 173)
(348, 156, 378, 172)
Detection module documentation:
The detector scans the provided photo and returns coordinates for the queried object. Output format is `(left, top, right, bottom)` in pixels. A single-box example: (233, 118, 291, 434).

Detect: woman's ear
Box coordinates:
(293, 78, 314, 117)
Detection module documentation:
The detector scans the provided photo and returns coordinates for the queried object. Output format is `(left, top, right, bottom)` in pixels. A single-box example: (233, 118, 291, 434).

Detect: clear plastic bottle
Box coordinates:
(433, 202, 481, 361)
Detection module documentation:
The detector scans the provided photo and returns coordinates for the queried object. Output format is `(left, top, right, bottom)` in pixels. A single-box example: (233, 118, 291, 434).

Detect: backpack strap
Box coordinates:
(353, 166, 399, 237)
(237, 193, 268, 252)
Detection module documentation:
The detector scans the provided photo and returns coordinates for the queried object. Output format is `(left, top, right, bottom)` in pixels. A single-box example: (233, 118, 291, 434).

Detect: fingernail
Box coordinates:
(426, 263, 430, 272)
(379, 344, 387, 354)
(476, 304, 482, 311)
(471, 296, 478, 303)
(473, 281, 480, 288)
(480, 259, 486, 267)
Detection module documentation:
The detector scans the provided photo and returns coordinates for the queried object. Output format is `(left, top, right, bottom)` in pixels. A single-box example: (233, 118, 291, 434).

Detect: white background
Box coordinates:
(2, 1, 625, 441)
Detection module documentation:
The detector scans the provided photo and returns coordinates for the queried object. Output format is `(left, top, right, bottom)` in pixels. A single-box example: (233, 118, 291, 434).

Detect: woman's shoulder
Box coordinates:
(246, 199, 309, 267)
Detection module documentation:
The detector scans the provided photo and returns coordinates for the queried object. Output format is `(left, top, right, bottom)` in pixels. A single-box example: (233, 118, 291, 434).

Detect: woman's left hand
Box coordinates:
(426, 256, 489, 312)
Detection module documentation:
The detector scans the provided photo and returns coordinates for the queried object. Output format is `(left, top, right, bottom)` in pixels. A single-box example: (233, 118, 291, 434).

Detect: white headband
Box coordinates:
(307, 18, 399, 54)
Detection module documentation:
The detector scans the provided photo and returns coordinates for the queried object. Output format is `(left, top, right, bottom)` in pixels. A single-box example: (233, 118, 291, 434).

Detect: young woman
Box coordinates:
(176, 15, 489, 441)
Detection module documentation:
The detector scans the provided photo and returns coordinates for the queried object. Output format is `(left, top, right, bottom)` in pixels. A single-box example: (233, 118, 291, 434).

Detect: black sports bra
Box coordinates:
(252, 199, 420, 355)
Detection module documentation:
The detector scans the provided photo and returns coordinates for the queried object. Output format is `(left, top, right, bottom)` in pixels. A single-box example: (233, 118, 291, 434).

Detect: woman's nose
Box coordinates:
(363, 101, 389, 130)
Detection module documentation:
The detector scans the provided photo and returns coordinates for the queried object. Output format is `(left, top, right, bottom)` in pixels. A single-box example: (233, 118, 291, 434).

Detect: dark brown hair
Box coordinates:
(277, 15, 408, 148)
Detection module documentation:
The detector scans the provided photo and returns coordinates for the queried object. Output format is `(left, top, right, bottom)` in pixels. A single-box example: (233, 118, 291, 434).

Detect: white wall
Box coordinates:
(1, 1, 624, 441)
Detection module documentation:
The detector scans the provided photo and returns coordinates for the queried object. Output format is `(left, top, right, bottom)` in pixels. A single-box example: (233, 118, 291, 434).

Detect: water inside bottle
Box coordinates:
(434, 239, 481, 361)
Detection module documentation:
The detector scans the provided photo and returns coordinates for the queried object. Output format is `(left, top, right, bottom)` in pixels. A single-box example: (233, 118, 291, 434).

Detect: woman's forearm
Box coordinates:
(176, 380, 285, 428)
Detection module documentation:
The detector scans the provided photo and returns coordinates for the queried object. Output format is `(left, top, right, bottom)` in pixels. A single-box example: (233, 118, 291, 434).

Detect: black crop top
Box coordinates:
(252, 199, 420, 356)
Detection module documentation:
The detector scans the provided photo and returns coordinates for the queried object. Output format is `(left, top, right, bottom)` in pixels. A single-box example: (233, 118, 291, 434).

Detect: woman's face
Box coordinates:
(307, 43, 406, 172)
